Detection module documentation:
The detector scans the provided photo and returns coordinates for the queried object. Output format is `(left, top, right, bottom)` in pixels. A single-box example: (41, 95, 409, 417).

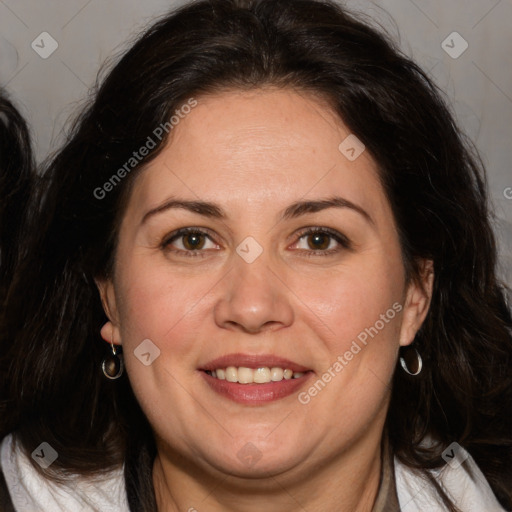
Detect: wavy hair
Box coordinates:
(0, 1, 511, 511)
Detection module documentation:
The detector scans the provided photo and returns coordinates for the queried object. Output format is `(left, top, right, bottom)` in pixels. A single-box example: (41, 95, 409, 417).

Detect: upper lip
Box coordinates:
(200, 353, 311, 373)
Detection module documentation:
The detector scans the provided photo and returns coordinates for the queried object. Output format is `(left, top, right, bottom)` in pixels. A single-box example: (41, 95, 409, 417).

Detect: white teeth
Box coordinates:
(253, 367, 271, 383)
(225, 366, 238, 382)
(238, 367, 254, 384)
(206, 366, 306, 383)
(270, 367, 284, 381)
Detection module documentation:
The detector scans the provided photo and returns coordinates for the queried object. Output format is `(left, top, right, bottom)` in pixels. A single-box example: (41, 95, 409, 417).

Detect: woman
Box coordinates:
(0, 1, 511, 511)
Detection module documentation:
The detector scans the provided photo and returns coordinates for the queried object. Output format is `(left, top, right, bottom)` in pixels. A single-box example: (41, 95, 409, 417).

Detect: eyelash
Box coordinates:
(161, 226, 352, 258)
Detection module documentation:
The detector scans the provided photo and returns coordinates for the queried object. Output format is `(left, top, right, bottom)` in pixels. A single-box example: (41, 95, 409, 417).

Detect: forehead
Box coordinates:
(126, 88, 387, 221)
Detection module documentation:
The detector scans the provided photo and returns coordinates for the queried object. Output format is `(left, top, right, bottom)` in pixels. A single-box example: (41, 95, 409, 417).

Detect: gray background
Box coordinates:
(1, 0, 511, 287)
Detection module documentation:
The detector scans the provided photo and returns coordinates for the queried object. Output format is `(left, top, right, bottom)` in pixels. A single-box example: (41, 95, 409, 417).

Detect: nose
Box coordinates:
(213, 256, 294, 334)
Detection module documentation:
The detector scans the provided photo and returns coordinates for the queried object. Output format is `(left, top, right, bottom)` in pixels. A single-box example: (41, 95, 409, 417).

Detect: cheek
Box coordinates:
(294, 263, 403, 425)
(113, 258, 214, 427)
(290, 255, 404, 426)
(114, 255, 218, 361)
(294, 255, 404, 352)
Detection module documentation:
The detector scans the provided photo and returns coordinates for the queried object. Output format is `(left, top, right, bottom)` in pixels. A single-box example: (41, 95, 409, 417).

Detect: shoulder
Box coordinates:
(1, 432, 130, 512)
(394, 443, 507, 512)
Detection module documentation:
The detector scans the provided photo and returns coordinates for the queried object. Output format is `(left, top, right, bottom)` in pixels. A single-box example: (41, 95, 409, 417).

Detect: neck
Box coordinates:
(152, 428, 385, 512)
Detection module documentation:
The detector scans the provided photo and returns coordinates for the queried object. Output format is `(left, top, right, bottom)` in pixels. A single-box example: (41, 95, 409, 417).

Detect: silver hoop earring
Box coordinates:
(102, 337, 124, 380)
(399, 346, 423, 376)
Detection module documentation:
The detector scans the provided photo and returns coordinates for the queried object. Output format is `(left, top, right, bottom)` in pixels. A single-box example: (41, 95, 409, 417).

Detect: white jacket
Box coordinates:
(0, 433, 507, 511)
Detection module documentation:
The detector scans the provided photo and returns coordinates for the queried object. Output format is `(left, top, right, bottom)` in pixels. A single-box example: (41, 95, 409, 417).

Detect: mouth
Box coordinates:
(199, 354, 314, 405)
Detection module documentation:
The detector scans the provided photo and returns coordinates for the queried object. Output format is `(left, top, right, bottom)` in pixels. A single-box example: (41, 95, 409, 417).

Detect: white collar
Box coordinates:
(394, 444, 506, 511)
(1, 433, 129, 512)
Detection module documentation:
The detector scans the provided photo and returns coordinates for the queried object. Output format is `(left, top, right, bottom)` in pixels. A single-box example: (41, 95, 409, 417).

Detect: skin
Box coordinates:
(98, 88, 433, 512)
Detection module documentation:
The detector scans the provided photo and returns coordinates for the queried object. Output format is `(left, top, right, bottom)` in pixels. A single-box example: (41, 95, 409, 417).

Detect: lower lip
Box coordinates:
(200, 371, 313, 405)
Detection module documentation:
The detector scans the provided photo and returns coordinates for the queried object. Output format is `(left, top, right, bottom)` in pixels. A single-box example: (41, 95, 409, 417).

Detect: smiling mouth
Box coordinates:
(200, 365, 314, 406)
(199, 353, 313, 404)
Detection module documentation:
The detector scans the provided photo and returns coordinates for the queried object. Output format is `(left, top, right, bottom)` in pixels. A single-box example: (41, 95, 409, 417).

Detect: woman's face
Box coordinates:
(99, 88, 431, 480)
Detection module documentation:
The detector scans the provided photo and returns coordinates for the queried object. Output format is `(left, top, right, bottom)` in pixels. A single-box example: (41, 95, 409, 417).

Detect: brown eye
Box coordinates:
(182, 233, 206, 250)
(162, 228, 219, 256)
(293, 227, 351, 255)
(307, 233, 331, 250)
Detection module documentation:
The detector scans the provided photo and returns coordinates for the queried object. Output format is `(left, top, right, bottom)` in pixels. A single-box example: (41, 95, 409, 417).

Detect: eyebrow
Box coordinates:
(141, 196, 374, 226)
(282, 197, 374, 225)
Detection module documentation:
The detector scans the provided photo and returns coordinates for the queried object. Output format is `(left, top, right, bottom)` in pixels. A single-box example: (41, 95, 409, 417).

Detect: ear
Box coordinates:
(96, 278, 122, 346)
(399, 259, 434, 347)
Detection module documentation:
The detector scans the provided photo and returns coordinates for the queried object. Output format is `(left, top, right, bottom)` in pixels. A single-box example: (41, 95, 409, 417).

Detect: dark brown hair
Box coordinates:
(0, 91, 33, 300)
(1, 1, 511, 511)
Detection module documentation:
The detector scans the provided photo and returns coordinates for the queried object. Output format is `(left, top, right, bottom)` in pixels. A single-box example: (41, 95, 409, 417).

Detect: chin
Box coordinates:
(200, 439, 308, 478)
